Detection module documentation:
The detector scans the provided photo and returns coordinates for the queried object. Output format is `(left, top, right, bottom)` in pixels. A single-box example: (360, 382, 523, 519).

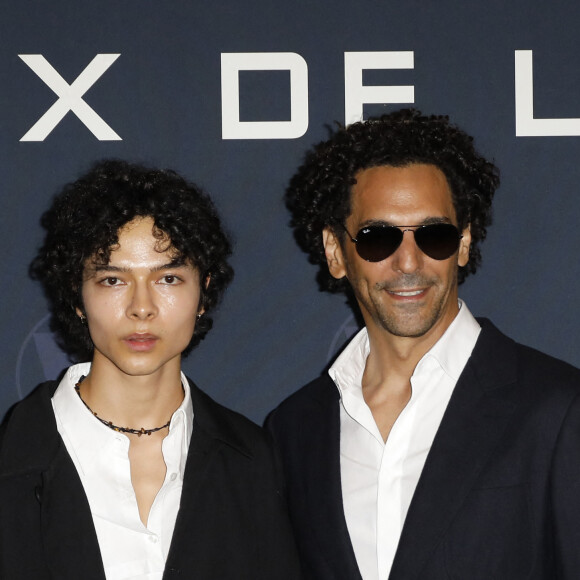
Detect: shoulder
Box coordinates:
(187, 378, 271, 457)
(516, 342, 580, 380)
(475, 318, 580, 400)
(270, 374, 337, 417)
(265, 374, 338, 442)
(513, 341, 580, 408)
(1, 380, 58, 434)
(0, 381, 60, 474)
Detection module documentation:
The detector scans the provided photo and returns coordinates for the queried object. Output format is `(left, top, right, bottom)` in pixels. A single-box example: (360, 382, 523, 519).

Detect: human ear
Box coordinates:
(323, 227, 347, 279)
(458, 224, 471, 267)
(197, 273, 211, 317)
(74, 306, 87, 325)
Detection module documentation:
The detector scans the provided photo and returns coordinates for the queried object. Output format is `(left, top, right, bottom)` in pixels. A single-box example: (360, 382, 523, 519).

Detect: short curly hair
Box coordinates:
(30, 159, 233, 361)
(286, 108, 499, 292)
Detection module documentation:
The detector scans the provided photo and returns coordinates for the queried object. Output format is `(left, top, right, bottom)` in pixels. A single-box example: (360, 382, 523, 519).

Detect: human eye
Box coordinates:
(158, 274, 183, 285)
(99, 276, 124, 287)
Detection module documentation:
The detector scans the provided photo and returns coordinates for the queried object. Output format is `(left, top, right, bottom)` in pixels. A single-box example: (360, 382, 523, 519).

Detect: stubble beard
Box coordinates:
(354, 271, 457, 339)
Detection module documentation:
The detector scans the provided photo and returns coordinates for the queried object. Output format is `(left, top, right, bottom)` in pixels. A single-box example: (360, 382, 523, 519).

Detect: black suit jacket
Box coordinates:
(267, 319, 580, 579)
(0, 378, 301, 580)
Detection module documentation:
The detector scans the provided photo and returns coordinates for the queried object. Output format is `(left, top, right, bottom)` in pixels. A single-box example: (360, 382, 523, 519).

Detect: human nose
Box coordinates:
(127, 281, 158, 319)
(390, 229, 423, 273)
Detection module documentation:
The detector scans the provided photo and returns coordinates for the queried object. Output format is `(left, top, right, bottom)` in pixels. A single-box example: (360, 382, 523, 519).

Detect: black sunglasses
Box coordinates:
(340, 222, 463, 262)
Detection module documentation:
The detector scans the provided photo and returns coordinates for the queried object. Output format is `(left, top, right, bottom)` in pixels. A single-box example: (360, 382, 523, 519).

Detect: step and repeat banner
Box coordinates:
(2, 0, 580, 423)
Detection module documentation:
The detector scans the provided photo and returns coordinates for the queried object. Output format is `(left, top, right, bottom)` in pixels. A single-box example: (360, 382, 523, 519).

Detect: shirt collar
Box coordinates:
(417, 299, 481, 381)
(51, 363, 193, 476)
(328, 327, 370, 396)
(329, 299, 481, 395)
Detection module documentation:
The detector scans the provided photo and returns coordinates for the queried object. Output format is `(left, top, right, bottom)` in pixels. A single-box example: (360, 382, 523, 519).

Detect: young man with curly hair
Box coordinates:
(0, 160, 300, 580)
(267, 109, 580, 579)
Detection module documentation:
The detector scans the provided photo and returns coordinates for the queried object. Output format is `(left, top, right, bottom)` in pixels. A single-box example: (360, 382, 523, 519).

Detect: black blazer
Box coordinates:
(267, 319, 580, 579)
(0, 378, 301, 580)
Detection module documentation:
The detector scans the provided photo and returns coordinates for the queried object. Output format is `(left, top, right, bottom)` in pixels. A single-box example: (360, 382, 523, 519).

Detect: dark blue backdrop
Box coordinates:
(3, 0, 580, 423)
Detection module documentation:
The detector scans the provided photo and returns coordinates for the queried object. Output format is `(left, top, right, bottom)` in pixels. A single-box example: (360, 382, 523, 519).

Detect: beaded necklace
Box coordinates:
(74, 375, 171, 437)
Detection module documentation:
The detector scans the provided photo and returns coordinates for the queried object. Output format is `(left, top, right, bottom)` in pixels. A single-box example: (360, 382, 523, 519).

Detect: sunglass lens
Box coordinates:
(414, 224, 461, 260)
(356, 226, 402, 262)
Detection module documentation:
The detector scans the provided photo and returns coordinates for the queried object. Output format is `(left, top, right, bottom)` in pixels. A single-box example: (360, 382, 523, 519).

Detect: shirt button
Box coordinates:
(148, 535, 158, 544)
(170, 473, 177, 481)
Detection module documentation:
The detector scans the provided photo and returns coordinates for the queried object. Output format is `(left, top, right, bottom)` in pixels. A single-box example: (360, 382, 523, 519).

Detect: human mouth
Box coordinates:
(379, 275, 433, 300)
(385, 286, 430, 301)
(124, 333, 158, 352)
(390, 289, 424, 297)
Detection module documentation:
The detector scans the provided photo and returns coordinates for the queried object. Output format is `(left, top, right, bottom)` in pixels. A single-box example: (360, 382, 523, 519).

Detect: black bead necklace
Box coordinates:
(74, 375, 170, 437)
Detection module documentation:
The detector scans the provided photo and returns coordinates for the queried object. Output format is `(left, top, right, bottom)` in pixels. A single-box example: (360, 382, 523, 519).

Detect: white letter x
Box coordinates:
(19, 54, 121, 141)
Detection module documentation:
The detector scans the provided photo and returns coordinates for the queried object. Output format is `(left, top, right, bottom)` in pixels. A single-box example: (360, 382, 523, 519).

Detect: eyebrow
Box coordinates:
(91, 258, 190, 273)
(360, 216, 452, 228)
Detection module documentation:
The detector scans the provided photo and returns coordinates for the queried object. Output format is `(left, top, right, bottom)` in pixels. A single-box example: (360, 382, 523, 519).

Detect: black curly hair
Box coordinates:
(286, 108, 499, 292)
(30, 159, 233, 362)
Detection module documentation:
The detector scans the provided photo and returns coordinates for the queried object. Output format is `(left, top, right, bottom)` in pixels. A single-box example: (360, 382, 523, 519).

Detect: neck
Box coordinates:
(79, 356, 184, 428)
(363, 306, 459, 387)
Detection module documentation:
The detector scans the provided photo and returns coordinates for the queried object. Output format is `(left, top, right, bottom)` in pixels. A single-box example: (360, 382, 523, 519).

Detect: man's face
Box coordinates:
(323, 163, 471, 343)
(78, 216, 201, 378)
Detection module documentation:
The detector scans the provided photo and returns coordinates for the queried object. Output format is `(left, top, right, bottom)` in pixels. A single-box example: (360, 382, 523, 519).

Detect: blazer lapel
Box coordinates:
(389, 320, 519, 579)
(1, 382, 105, 580)
(164, 381, 255, 573)
(167, 404, 220, 537)
(302, 377, 363, 580)
(40, 447, 106, 580)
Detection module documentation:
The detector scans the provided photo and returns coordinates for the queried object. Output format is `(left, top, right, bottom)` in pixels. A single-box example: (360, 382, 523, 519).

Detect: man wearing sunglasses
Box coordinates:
(267, 109, 580, 579)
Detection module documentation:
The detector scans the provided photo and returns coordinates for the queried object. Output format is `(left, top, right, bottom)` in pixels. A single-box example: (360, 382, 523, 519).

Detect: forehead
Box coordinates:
(348, 163, 456, 226)
(95, 216, 180, 267)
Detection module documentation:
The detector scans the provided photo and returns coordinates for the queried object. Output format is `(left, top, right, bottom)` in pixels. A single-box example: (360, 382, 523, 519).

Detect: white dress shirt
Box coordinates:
(52, 363, 193, 580)
(329, 300, 481, 580)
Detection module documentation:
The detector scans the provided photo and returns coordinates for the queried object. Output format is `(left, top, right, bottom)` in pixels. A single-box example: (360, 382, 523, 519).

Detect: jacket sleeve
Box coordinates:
(551, 392, 580, 578)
